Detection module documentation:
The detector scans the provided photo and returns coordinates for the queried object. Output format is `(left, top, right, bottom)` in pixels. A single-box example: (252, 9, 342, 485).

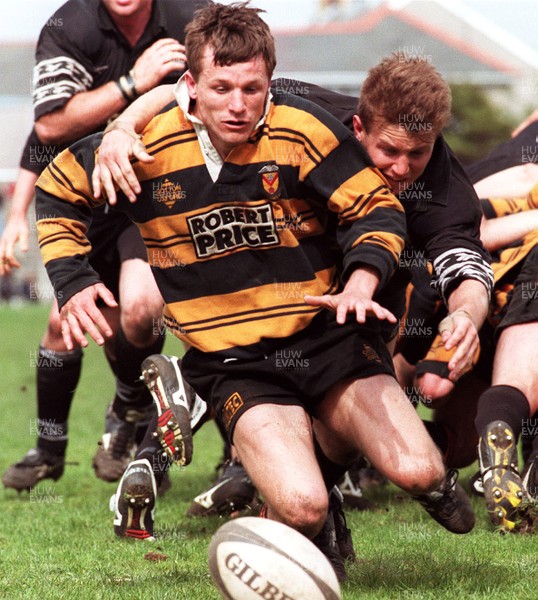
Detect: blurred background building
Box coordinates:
(276, 0, 538, 100)
(1, 0, 537, 301)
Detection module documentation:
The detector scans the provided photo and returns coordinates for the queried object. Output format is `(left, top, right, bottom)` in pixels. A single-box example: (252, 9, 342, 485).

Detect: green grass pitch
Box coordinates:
(0, 304, 537, 599)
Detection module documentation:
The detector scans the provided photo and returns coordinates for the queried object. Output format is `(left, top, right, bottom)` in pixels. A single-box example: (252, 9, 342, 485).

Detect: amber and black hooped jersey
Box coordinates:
(481, 186, 538, 284)
(36, 91, 406, 356)
(480, 186, 538, 320)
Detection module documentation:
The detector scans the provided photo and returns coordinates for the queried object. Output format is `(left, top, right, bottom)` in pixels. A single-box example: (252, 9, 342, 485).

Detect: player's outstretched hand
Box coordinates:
(438, 309, 479, 381)
(304, 292, 396, 325)
(59, 283, 118, 350)
(92, 122, 154, 204)
(305, 265, 396, 325)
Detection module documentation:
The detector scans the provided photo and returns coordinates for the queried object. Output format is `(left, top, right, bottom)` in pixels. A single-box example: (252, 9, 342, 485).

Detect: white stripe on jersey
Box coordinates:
(32, 56, 93, 109)
(432, 248, 494, 302)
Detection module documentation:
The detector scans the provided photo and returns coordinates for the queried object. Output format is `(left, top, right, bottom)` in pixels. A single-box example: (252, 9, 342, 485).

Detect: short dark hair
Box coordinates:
(358, 53, 452, 137)
(185, 2, 276, 79)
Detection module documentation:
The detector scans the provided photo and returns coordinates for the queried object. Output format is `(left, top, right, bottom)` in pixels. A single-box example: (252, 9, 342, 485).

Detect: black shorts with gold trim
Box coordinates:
(181, 310, 395, 441)
(495, 245, 538, 337)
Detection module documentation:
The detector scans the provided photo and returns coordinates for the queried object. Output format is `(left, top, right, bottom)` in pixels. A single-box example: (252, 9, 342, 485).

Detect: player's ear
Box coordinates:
(185, 70, 197, 100)
(353, 114, 365, 142)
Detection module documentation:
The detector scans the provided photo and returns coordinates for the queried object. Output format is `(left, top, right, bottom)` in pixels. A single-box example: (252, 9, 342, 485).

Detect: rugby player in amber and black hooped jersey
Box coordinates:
(95, 60, 494, 381)
(88, 52, 494, 515)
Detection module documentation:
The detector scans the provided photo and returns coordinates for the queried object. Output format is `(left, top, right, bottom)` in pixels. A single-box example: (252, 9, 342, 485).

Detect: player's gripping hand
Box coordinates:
(0, 216, 29, 275)
(92, 122, 153, 204)
(132, 38, 186, 95)
(59, 284, 118, 350)
(438, 309, 480, 382)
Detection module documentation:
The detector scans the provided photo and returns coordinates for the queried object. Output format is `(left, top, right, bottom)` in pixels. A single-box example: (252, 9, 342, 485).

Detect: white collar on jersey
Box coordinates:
(173, 73, 272, 182)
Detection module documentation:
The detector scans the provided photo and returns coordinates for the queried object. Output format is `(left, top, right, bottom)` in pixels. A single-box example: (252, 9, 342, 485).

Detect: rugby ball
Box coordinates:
(208, 516, 341, 600)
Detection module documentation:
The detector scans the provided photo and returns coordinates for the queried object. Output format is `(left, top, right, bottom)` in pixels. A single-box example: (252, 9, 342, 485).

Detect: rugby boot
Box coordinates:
(338, 470, 374, 511)
(2, 447, 64, 492)
(135, 444, 172, 497)
(187, 459, 258, 517)
(93, 405, 151, 482)
(140, 355, 208, 466)
(110, 459, 156, 540)
(414, 469, 475, 534)
(478, 421, 526, 531)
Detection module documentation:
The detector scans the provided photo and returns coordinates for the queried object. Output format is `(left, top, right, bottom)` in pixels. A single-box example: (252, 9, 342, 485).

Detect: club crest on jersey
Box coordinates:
(258, 164, 281, 200)
(153, 178, 186, 209)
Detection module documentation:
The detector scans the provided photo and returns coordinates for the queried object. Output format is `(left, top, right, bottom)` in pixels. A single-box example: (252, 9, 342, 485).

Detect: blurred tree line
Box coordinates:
(444, 83, 520, 166)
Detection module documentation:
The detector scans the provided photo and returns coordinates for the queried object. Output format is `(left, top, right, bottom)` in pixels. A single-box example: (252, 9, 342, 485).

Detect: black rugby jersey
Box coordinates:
(22, 0, 200, 176)
(466, 121, 538, 183)
(32, 0, 198, 120)
(22, 0, 199, 257)
(270, 79, 493, 304)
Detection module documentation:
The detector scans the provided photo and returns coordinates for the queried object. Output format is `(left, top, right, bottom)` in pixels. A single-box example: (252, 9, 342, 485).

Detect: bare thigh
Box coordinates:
(314, 374, 445, 494)
(118, 258, 164, 346)
(232, 403, 328, 538)
(492, 323, 538, 413)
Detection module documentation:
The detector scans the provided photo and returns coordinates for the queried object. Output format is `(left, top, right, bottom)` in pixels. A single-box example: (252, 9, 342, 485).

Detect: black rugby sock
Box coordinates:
(135, 412, 168, 486)
(423, 420, 449, 456)
(314, 437, 350, 490)
(36, 345, 83, 457)
(474, 385, 530, 440)
(106, 326, 164, 413)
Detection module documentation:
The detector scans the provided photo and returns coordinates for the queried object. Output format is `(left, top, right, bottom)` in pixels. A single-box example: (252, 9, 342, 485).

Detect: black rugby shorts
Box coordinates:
(181, 310, 395, 440)
(495, 245, 538, 337)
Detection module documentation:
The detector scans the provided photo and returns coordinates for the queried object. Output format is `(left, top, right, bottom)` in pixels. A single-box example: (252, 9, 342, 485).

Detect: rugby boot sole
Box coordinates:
(141, 355, 193, 466)
(478, 421, 525, 531)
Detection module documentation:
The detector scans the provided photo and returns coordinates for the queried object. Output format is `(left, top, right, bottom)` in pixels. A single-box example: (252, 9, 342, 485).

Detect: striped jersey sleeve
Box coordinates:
(36, 135, 105, 304)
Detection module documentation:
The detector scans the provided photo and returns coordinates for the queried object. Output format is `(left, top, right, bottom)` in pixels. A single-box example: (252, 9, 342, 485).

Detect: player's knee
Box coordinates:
(120, 299, 161, 344)
(275, 489, 328, 539)
(389, 453, 444, 494)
